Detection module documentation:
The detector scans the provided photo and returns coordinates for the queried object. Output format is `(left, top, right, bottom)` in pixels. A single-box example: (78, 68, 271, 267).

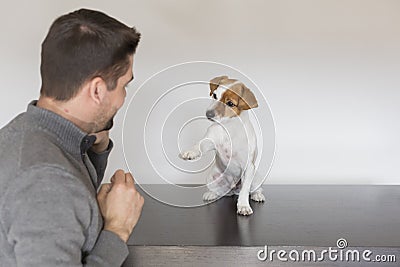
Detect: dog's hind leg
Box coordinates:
(202, 191, 219, 202)
(203, 167, 231, 202)
(250, 187, 265, 202)
(250, 171, 265, 202)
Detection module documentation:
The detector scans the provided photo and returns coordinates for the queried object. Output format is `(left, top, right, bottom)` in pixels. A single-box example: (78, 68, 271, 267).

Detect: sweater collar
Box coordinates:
(26, 100, 96, 158)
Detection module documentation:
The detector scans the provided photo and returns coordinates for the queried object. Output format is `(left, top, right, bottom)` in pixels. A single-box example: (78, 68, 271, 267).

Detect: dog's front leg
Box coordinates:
(179, 137, 215, 161)
(237, 163, 256, 215)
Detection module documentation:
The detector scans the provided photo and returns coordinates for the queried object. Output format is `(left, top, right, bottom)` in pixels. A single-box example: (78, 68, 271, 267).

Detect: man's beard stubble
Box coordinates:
(93, 104, 117, 133)
(102, 117, 114, 132)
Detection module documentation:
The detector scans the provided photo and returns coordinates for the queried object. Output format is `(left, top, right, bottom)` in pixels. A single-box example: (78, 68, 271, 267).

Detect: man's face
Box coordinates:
(94, 55, 134, 133)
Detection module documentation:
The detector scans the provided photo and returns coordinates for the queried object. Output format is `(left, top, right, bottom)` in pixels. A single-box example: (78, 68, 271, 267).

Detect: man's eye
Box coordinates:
(226, 101, 235, 107)
(213, 93, 217, 99)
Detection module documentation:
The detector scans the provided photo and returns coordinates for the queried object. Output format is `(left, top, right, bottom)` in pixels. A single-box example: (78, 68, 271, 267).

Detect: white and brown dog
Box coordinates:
(180, 75, 265, 215)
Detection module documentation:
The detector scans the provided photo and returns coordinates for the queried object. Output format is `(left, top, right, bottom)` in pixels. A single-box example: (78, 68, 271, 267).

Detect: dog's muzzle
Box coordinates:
(206, 110, 215, 120)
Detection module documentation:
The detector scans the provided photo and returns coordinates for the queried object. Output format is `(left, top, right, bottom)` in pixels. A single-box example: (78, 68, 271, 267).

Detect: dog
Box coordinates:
(179, 75, 265, 215)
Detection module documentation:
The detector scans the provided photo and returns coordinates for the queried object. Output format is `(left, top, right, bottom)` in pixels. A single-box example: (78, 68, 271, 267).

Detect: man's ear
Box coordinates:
(238, 85, 258, 110)
(88, 77, 107, 105)
(209, 75, 228, 96)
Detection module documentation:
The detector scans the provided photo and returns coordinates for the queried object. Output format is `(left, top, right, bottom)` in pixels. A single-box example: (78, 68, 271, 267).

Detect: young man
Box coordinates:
(0, 9, 144, 266)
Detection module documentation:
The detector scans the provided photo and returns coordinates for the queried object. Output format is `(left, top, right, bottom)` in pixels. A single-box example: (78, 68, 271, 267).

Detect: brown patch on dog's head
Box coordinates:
(219, 89, 241, 117)
(219, 83, 258, 117)
(236, 84, 258, 110)
(209, 76, 227, 95)
(207, 76, 258, 120)
(209, 75, 237, 96)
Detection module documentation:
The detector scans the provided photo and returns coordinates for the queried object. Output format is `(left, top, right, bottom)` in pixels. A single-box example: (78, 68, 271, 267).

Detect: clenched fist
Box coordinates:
(97, 170, 144, 242)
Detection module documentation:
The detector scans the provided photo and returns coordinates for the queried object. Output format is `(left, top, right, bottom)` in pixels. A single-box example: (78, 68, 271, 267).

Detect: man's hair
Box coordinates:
(40, 9, 141, 101)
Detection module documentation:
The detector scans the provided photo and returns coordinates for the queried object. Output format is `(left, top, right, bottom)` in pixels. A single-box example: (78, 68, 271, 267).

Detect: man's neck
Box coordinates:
(37, 96, 95, 133)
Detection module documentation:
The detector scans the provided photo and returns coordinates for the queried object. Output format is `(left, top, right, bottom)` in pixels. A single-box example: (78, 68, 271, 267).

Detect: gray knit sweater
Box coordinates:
(0, 101, 128, 266)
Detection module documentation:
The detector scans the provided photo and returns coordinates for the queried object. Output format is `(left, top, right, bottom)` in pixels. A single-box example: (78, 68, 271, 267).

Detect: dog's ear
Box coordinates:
(209, 75, 228, 95)
(238, 85, 258, 110)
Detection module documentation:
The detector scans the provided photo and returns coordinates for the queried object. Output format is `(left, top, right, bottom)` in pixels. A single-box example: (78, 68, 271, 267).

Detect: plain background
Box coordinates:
(0, 0, 399, 184)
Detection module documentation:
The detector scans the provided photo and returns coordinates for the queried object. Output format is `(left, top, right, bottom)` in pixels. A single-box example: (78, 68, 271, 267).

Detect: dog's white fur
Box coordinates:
(180, 76, 265, 215)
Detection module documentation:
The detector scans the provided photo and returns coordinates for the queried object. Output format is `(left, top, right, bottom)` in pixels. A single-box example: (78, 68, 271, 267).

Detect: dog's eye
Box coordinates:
(226, 101, 235, 107)
(212, 93, 217, 99)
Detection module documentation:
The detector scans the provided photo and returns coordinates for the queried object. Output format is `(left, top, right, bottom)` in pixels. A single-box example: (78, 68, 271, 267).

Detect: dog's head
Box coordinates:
(206, 75, 258, 121)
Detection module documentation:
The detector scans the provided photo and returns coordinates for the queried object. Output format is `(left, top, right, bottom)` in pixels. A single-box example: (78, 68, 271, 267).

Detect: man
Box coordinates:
(0, 9, 144, 266)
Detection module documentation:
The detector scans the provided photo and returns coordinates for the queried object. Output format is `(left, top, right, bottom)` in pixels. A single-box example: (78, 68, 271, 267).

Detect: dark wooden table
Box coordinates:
(123, 185, 400, 267)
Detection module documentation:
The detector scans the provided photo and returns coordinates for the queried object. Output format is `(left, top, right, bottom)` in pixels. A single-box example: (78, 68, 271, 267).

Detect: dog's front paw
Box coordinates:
(251, 191, 265, 202)
(237, 204, 253, 216)
(203, 191, 219, 202)
(179, 150, 201, 160)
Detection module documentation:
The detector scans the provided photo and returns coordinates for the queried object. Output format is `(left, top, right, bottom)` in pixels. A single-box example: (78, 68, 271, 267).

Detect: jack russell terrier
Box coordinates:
(179, 75, 265, 215)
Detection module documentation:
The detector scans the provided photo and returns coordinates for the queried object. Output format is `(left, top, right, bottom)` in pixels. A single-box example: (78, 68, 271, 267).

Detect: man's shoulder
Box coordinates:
(0, 112, 84, 182)
(0, 111, 25, 139)
(19, 131, 77, 170)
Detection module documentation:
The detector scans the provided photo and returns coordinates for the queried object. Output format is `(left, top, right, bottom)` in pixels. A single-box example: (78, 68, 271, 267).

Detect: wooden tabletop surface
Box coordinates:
(127, 185, 400, 247)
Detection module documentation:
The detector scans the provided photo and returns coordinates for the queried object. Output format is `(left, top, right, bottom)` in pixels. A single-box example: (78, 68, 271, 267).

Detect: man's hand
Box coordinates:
(97, 170, 144, 242)
(90, 130, 110, 153)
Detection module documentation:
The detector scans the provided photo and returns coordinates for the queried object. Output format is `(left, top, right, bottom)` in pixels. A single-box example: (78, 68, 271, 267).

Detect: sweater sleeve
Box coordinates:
(87, 139, 113, 188)
(4, 166, 128, 267)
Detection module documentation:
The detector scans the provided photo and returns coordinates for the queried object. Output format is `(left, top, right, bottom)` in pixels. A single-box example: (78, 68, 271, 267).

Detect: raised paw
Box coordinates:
(237, 204, 253, 216)
(203, 191, 219, 202)
(179, 150, 201, 160)
(251, 191, 265, 202)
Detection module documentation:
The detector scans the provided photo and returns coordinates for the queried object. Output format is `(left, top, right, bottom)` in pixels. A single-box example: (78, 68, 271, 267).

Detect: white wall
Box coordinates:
(1, 0, 399, 184)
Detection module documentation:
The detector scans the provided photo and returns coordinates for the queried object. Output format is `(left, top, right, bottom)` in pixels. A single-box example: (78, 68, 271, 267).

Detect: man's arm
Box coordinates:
(97, 170, 144, 243)
(87, 131, 113, 187)
(4, 166, 128, 267)
(87, 139, 113, 187)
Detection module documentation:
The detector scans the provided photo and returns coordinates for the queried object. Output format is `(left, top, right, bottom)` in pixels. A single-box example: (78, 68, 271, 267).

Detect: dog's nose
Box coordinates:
(206, 110, 215, 119)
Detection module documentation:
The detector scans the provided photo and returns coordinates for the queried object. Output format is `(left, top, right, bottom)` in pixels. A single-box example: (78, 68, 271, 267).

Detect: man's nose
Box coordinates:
(206, 110, 215, 119)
